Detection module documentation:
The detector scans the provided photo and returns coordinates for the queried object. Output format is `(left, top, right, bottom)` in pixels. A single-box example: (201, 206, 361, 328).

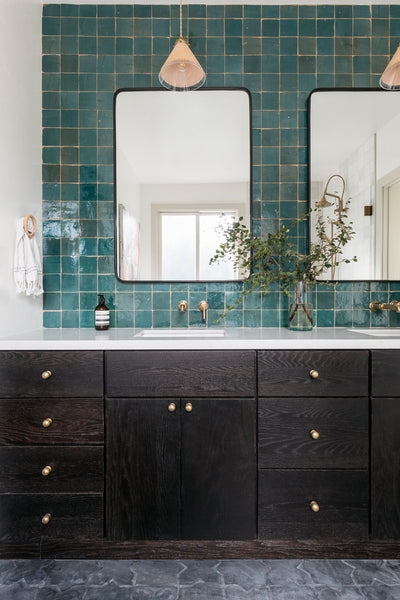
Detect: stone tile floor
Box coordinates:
(0, 560, 399, 599)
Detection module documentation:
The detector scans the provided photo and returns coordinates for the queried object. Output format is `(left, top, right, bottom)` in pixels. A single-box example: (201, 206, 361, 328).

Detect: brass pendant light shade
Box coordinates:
(158, 0, 206, 91)
(380, 44, 400, 90)
(159, 38, 206, 91)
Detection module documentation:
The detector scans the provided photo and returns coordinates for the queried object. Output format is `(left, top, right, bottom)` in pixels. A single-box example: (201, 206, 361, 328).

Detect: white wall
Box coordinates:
(0, 0, 42, 336)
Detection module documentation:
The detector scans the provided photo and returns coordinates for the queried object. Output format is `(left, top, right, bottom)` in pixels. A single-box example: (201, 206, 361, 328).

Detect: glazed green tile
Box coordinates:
(43, 255, 61, 274)
(135, 310, 152, 328)
(43, 220, 61, 238)
(316, 310, 334, 327)
(62, 292, 79, 310)
(97, 220, 113, 237)
(61, 220, 79, 238)
(116, 311, 134, 328)
(61, 110, 78, 127)
(43, 292, 61, 311)
(58, 204, 79, 226)
(44, 274, 61, 292)
(80, 201, 97, 220)
(79, 36, 97, 54)
(43, 5, 60, 17)
(62, 310, 79, 328)
(153, 310, 170, 328)
(61, 165, 78, 182)
(43, 311, 61, 328)
(98, 203, 113, 220)
(80, 274, 97, 291)
(135, 292, 152, 310)
(79, 238, 97, 257)
(98, 238, 114, 256)
(371, 310, 389, 327)
(43, 238, 61, 256)
(353, 310, 371, 328)
(80, 219, 97, 237)
(43, 36, 61, 54)
(79, 311, 94, 328)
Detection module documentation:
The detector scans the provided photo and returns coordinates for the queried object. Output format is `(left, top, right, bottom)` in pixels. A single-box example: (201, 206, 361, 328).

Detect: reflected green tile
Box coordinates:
(80, 274, 97, 291)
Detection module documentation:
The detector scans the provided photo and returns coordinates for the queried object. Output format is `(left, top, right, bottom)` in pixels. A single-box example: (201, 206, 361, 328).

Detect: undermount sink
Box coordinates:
(135, 328, 226, 338)
(348, 328, 400, 337)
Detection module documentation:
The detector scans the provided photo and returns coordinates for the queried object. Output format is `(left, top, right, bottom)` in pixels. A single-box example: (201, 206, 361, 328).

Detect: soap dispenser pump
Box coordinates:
(95, 294, 110, 330)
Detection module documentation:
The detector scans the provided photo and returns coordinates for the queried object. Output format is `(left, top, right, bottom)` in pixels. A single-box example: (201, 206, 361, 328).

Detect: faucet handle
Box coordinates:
(198, 300, 209, 320)
(390, 300, 400, 313)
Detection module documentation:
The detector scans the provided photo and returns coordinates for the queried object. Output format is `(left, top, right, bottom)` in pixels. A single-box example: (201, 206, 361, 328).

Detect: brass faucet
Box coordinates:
(369, 300, 400, 313)
(198, 300, 209, 320)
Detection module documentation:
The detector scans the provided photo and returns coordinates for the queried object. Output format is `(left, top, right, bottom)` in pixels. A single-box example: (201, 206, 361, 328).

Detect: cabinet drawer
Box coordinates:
(0, 351, 103, 398)
(0, 494, 103, 541)
(258, 351, 368, 397)
(371, 350, 400, 396)
(0, 447, 103, 493)
(0, 398, 103, 445)
(106, 351, 255, 397)
(258, 398, 369, 469)
(258, 470, 369, 539)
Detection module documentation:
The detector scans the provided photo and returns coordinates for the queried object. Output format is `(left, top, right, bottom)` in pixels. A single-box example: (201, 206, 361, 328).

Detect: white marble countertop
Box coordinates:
(1, 328, 400, 350)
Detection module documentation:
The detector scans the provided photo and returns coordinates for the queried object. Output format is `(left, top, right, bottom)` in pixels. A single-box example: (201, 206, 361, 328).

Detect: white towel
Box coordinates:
(13, 217, 43, 296)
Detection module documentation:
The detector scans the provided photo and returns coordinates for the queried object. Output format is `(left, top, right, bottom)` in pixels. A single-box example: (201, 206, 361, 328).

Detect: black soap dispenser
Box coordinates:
(95, 295, 110, 330)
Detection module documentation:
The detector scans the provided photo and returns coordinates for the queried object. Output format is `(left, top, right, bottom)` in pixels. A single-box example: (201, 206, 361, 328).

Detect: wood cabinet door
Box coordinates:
(106, 398, 180, 540)
(372, 397, 400, 539)
(181, 398, 256, 540)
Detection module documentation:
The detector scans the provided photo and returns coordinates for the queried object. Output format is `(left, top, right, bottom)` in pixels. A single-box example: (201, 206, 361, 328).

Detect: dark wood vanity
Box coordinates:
(0, 348, 399, 558)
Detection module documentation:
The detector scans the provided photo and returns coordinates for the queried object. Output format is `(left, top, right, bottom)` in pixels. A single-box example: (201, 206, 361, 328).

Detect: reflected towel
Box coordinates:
(13, 217, 43, 296)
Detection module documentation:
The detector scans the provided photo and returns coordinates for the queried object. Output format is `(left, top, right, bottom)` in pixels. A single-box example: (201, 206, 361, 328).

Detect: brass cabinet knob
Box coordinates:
(41, 370, 52, 380)
(309, 370, 319, 379)
(42, 418, 53, 428)
(42, 465, 52, 477)
(41, 513, 51, 525)
(185, 402, 193, 413)
(310, 500, 320, 513)
(310, 429, 320, 440)
(168, 403, 176, 413)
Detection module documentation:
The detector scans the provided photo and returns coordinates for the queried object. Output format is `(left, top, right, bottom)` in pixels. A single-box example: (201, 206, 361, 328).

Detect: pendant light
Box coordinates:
(380, 44, 400, 90)
(159, 0, 206, 91)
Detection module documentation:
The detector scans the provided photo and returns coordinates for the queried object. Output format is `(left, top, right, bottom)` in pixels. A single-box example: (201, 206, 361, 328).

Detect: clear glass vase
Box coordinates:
(288, 281, 314, 331)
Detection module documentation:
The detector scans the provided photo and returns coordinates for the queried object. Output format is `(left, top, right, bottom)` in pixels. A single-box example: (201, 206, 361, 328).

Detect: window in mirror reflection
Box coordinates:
(160, 211, 237, 281)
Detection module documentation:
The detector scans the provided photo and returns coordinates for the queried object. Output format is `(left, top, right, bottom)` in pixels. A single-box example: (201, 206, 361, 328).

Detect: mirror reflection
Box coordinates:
(115, 89, 251, 282)
(310, 90, 400, 280)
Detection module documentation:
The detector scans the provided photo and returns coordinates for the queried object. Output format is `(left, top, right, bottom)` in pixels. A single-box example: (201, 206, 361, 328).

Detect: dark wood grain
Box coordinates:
(0, 446, 104, 493)
(105, 351, 256, 397)
(258, 397, 369, 469)
(181, 398, 256, 540)
(0, 494, 103, 541)
(0, 542, 40, 558)
(258, 351, 369, 397)
(372, 397, 400, 539)
(0, 398, 104, 445)
(106, 398, 180, 540)
(0, 351, 103, 398)
(39, 539, 400, 560)
(258, 469, 369, 539)
(371, 351, 400, 396)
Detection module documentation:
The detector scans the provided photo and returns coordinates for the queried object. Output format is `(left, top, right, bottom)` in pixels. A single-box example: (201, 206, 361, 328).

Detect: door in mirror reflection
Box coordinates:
(309, 90, 400, 281)
(115, 88, 251, 282)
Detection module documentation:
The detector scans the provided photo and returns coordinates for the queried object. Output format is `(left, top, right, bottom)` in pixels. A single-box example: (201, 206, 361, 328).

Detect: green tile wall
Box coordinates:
(42, 4, 400, 328)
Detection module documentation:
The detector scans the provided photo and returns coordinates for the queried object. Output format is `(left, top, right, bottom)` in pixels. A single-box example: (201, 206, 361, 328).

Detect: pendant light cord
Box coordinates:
(180, 0, 183, 39)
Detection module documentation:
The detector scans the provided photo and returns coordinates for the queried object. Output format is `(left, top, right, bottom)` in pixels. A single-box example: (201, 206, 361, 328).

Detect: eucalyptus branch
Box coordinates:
(211, 203, 357, 320)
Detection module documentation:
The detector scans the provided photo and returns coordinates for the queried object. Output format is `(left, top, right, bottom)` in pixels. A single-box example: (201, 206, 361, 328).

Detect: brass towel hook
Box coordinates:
(23, 215, 37, 239)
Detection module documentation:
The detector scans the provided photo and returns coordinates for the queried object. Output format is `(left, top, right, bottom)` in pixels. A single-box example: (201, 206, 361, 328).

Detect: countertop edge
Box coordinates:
(0, 327, 399, 350)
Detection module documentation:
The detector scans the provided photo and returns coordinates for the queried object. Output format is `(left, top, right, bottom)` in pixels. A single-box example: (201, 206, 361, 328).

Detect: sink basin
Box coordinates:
(135, 328, 226, 338)
(348, 328, 400, 337)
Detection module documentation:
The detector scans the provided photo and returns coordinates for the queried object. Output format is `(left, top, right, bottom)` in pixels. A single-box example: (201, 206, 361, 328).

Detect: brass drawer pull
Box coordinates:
(42, 418, 53, 428)
(310, 500, 320, 513)
(310, 429, 320, 440)
(185, 402, 193, 413)
(168, 403, 176, 413)
(41, 513, 51, 525)
(42, 465, 52, 477)
(309, 370, 319, 379)
(41, 370, 52, 380)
